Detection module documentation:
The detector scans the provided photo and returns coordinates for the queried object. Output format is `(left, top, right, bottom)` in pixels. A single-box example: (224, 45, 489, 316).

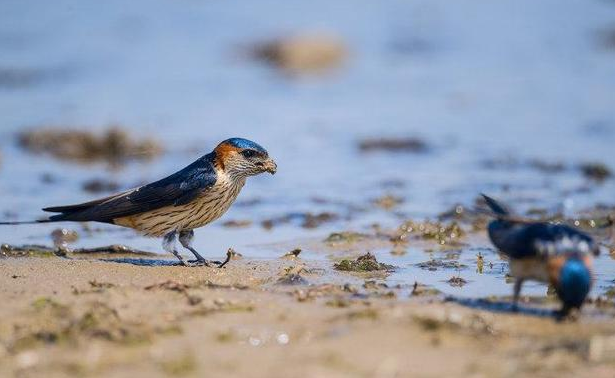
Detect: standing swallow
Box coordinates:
(482, 194, 599, 315)
(1, 138, 277, 267)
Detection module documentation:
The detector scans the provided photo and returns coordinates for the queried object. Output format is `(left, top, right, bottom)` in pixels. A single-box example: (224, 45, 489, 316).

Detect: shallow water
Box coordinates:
(0, 0, 614, 299)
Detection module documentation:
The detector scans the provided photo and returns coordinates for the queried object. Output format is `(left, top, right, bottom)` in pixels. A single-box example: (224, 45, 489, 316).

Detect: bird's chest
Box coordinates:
(181, 177, 245, 228)
(509, 258, 550, 283)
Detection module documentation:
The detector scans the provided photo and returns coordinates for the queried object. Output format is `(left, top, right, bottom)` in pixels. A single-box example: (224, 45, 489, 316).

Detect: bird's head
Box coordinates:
(552, 256, 592, 310)
(214, 138, 277, 179)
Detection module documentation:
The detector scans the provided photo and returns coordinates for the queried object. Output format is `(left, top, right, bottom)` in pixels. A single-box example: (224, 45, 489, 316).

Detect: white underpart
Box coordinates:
(534, 235, 590, 257)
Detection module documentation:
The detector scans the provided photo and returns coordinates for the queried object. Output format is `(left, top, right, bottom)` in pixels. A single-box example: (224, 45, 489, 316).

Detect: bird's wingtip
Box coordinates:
(481, 193, 511, 216)
(42, 206, 64, 213)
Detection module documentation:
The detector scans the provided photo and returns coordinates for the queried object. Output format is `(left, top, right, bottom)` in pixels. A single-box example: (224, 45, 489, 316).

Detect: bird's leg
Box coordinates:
(512, 278, 524, 312)
(163, 231, 191, 267)
(179, 230, 211, 267)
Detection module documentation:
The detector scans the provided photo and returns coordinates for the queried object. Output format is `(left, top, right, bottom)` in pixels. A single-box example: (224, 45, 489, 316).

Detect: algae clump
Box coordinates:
(334, 253, 394, 272)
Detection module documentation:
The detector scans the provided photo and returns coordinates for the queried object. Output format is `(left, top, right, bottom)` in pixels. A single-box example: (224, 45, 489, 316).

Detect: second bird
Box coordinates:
(483, 194, 599, 316)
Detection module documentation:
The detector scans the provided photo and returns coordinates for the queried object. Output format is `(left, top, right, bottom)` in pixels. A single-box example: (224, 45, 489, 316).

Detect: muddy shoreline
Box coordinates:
(1, 234, 615, 378)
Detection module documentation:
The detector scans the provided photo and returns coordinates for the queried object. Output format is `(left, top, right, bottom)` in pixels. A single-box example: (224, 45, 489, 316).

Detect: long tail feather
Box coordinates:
(0, 219, 54, 225)
(481, 194, 511, 216)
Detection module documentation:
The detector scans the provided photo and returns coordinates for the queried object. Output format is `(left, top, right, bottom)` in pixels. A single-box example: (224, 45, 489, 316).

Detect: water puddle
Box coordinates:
(1, 0, 615, 307)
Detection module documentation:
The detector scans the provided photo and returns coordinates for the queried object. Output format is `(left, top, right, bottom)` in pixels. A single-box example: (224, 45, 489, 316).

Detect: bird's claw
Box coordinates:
(178, 257, 229, 268)
(174, 249, 232, 268)
(186, 258, 211, 267)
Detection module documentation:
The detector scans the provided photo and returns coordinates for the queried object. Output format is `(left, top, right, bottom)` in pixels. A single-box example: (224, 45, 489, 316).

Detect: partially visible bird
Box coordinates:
(482, 194, 599, 316)
(0, 138, 277, 267)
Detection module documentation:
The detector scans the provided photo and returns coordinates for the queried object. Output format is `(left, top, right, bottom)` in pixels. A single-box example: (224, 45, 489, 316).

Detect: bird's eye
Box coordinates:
(241, 150, 257, 158)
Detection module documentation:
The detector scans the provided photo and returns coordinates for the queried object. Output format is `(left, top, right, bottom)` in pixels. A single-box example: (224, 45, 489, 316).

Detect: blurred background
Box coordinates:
(0, 0, 614, 295)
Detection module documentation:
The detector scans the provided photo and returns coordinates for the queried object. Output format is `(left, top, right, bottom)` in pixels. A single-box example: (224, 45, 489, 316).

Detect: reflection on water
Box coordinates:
(0, 0, 614, 299)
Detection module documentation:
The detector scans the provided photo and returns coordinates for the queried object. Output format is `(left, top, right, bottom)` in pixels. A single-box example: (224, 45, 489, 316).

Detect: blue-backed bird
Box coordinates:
(482, 194, 599, 316)
(0, 138, 277, 267)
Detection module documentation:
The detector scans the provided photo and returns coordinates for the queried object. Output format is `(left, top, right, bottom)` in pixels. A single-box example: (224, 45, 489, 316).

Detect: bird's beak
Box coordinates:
(263, 158, 277, 175)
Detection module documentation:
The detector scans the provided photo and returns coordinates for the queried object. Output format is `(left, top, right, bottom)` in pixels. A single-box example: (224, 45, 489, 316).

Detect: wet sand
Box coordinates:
(1, 251, 615, 378)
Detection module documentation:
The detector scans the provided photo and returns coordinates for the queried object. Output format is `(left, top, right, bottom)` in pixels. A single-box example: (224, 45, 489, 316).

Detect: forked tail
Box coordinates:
(0, 219, 54, 225)
(481, 194, 511, 216)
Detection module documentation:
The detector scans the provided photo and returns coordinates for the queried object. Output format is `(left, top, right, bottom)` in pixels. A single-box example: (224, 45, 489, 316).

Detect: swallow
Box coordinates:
(0, 138, 277, 267)
(482, 194, 599, 316)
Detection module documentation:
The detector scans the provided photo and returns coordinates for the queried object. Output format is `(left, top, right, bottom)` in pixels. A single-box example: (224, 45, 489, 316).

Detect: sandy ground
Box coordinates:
(0, 250, 615, 378)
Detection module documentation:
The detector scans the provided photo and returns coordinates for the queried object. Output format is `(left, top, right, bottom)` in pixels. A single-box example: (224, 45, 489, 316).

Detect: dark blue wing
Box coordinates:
(44, 153, 218, 222)
(488, 221, 598, 259)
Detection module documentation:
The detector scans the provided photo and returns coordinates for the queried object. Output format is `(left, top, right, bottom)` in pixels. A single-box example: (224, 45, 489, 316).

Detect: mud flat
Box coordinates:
(1, 246, 615, 378)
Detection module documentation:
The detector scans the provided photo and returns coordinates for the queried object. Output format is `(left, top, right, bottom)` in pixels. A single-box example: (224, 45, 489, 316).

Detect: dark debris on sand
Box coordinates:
(416, 259, 467, 271)
(0, 67, 41, 89)
(446, 276, 468, 287)
(324, 232, 368, 244)
(281, 249, 302, 259)
(391, 219, 465, 246)
(250, 34, 346, 75)
(0, 66, 69, 89)
(437, 200, 492, 232)
(8, 299, 163, 352)
(222, 219, 252, 228)
(275, 264, 312, 286)
(579, 162, 612, 182)
(261, 212, 339, 230)
(482, 156, 612, 183)
(18, 127, 163, 165)
(0, 243, 158, 258)
(482, 157, 566, 173)
(82, 178, 121, 193)
(51, 228, 79, 248)
(277, 273, 309, 286)
(358, 137, 429, 153)
(372, 194, 404, 210)
(1, 244, 59, 258)
(411, 282, 442, 297)
(599, 27, 615, 51)
(334, 252, 395, 272)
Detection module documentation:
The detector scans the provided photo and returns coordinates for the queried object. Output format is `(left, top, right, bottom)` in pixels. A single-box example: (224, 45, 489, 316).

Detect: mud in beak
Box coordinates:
(263, 158, 277, 175)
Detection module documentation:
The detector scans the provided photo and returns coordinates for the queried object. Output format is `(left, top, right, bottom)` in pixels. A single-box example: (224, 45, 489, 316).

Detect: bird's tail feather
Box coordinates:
(481, 194, 511, 216)
(0, 219, 54, 225)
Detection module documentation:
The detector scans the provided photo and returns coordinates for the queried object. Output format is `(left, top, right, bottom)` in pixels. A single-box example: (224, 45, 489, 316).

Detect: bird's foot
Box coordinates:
(172, 253, 209, 267)
(178, 257, 228, 268)
(175, 250, 232, 268)
(186, 258, 212, 267)
(170, 250, 194, 267)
